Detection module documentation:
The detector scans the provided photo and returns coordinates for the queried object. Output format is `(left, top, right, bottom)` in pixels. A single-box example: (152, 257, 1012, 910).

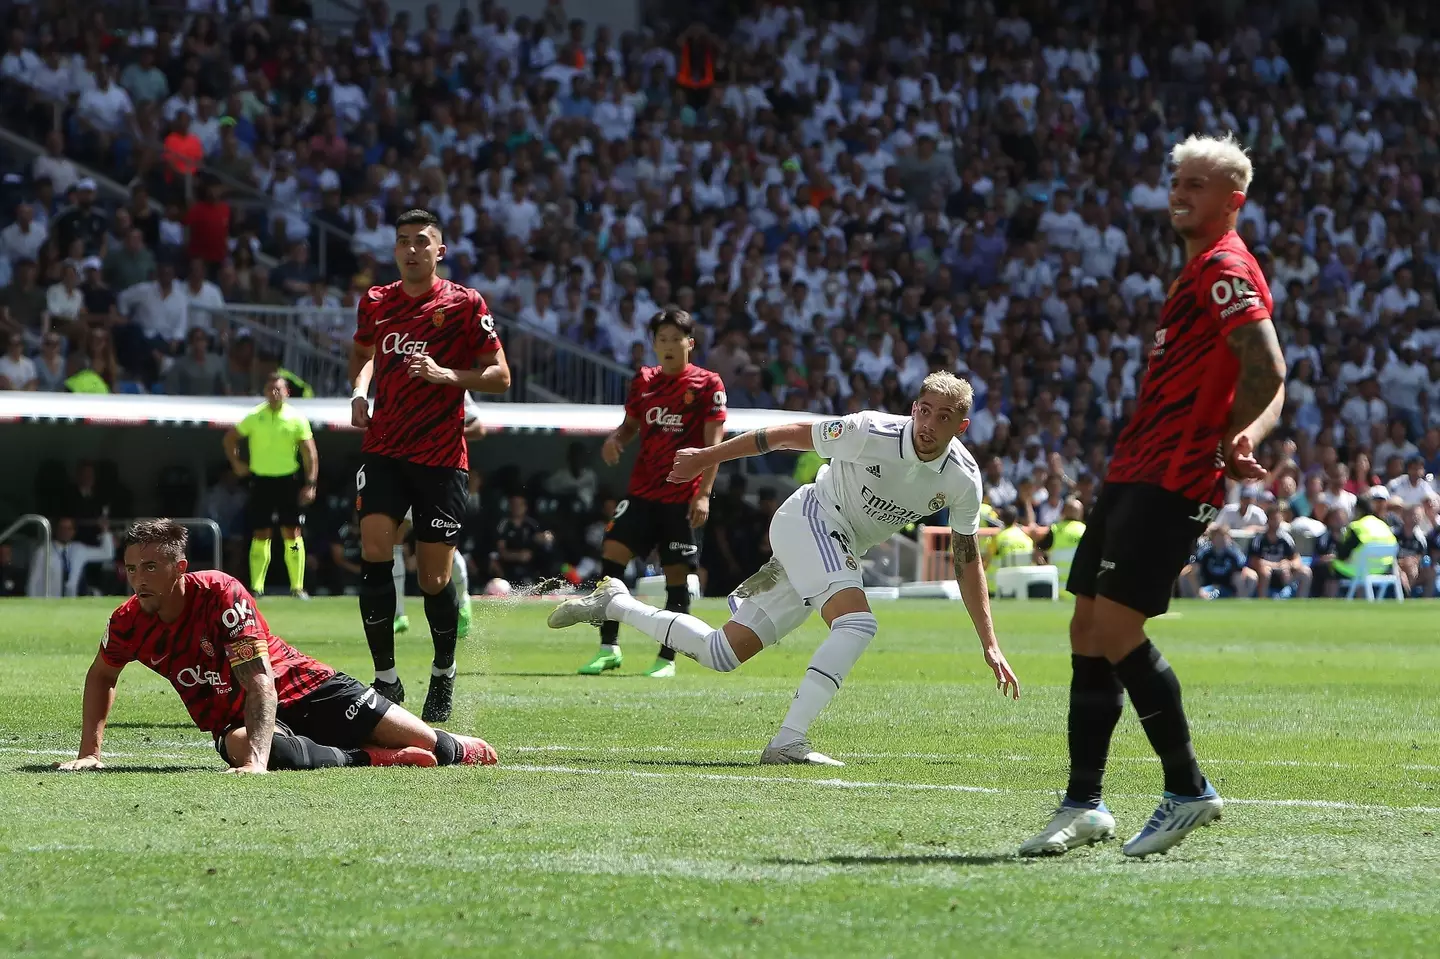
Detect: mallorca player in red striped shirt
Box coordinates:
(1021, 134, 1287, 860)
(349, 209, 511, 726)
(579, 309, 727, 678)
(55, 519, 497, 773)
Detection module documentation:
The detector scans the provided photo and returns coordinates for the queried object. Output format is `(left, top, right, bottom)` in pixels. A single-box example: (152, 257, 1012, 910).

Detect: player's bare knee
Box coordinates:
(602, 540, 634, 565)
(819, 586, 870, 626)
(721, 621, 764, 662)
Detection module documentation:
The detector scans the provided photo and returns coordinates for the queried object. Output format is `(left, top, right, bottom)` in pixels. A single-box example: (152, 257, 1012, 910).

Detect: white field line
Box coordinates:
(501, 763, 1440, 815)
(502, 743, 1440, 773)
(3, 747, 1434, 815)
(7, 742, 1440, 773)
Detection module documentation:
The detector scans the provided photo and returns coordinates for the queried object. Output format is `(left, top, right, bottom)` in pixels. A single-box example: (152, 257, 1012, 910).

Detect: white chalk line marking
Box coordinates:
(4, 747, 1433, 814)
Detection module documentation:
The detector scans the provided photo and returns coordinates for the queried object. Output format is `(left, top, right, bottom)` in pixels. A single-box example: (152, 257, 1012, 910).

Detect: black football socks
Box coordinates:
(360, 560, 397, 676)
(1065, 654, 1126, 807)
(598, 559, 627, 649)
(424, 580, 460, 672)
(658, 584, 691, 663)
(1113, 639, 1207, 797)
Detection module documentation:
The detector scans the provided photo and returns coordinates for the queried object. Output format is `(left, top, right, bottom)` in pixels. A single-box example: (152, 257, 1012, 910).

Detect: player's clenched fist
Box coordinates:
(668, 448, 704, 483)
(55, 755, 104, 771)
(350, 396, 371, 430)
(405, 353, 454, 384)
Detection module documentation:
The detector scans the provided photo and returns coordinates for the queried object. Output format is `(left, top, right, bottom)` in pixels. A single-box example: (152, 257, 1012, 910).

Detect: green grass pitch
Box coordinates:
(1, 596, 1438, 957)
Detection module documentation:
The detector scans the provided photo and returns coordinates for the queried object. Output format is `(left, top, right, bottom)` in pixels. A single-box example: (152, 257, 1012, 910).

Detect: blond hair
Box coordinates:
(919, 371, 975, 418)
(1170, 132, 1254, 194)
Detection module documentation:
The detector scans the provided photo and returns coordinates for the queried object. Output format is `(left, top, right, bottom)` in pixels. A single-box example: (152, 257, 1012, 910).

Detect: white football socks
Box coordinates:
(775, 611, 879, 745)
(605, 593, 740, 672)
(392, 546, 406, 616)
(451, 550, 470, 608)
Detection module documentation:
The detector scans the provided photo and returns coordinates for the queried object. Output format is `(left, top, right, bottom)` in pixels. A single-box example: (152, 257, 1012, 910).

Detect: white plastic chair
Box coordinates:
(1342, 543, 1403, 602)
(994, 565, 1061, 600)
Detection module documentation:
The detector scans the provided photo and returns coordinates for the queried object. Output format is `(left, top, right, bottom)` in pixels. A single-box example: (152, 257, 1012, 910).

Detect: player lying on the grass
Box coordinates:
(549, 372, 1020, 766)
(55, 519, 497, 774)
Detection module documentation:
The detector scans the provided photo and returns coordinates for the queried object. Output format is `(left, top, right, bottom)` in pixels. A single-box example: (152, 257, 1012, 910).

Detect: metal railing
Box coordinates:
(0, 516, 223, 598)
(494, 315, 636, 405)
(191, 304, 351, 396)
(0, 514, 52, 597)
(187, 304, 635, 403)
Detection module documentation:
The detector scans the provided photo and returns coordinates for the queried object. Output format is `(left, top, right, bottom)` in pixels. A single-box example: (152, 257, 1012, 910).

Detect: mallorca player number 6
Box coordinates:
(355, 465, 367, 491)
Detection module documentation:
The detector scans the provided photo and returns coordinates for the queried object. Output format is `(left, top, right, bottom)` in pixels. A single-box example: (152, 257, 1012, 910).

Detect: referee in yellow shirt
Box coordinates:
(223, 372, 319, 598)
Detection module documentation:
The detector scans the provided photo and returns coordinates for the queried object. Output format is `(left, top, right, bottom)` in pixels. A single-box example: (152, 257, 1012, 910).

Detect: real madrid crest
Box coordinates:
(432, 308, 446, 327)
(845, 556, 858, 570)
(929, 493, 947, 512)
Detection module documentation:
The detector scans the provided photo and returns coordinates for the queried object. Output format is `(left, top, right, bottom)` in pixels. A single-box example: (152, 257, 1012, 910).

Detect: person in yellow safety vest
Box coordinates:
(1034, 498, 1087, 593)
(793, 447, 823, 485)
(986, 504, 1034, 593)
(1333, 485, 1399, 582)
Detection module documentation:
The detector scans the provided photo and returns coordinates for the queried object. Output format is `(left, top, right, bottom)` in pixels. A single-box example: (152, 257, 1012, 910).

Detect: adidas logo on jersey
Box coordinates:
(866, 465, 882, 477)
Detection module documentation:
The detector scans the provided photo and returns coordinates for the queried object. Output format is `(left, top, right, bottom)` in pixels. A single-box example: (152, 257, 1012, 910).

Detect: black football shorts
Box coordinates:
(605, 495, 699, 569)
(1067, 481, 1211, 618)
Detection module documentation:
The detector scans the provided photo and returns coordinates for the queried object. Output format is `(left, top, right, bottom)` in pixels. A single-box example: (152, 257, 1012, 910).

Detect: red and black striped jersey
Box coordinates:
(100, 571, 335, 734)
(354, 278, 501, 470)
(623, 364, 727, 503)
(1107, 231, 1273, 506)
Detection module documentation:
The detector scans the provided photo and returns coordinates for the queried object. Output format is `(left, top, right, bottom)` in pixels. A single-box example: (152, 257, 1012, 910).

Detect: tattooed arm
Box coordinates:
(953, 532, 1020, 699)
(1224, 318, 1286, 458)
(667, 423, 815, 483)
(226, 656, 278, 774)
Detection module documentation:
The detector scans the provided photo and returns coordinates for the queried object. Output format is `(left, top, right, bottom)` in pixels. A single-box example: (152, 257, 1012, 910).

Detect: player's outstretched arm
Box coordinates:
(56, 653, 124, 771)
(1224, 319, 1286, 479)
(952, 533, 1020, 700)
(225, 656, 278, 775)
(668, 423, 814, 483)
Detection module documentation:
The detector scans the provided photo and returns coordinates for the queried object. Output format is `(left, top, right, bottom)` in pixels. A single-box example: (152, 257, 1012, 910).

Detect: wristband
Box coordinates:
(351, 388, 367, 401)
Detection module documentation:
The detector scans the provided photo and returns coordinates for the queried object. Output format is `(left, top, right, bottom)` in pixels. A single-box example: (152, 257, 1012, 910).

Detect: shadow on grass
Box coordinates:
(17, 764, 215, 774)
(465, 671, 651, 679)
(766, 853, 1017, 868)
(104, 722, 195, 730)
(623, 759, 757, 770)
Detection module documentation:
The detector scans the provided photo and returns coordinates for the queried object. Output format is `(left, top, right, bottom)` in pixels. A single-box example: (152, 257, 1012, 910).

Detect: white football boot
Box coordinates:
(547, 576, 629, 629)
(760, 739, 845, 767)
(1122, 783, 1223, 858)
(1018, 801, 1117, 856)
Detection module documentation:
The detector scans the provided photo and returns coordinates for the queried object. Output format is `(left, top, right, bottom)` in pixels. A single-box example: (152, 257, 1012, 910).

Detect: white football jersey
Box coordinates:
(808, 410, 983, 553)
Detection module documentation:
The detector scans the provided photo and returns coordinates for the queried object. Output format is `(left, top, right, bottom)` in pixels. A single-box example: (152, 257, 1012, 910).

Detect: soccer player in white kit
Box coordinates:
(548, 372, 1021, 765)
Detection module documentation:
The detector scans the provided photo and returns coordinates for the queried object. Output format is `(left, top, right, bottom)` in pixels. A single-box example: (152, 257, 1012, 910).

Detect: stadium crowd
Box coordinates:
(2, 0, 1440, 597)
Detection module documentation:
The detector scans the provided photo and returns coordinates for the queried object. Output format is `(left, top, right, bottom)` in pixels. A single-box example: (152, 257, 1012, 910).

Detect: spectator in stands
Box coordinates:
(26, 515, 115, 597)
(1, 259, 48, 344)
(1248, 505, 1311, 600)
(102, 228, 155, 293)
(165, 327, 227, 395)
(1217, 485, 1268, 533)
(1395, 505, 1434, 598)
(1181, 525, 1259, 600)
(33, 331, 65, 391)
(490, 493, 556, 587)
(0, 331, 36, 389)
(0, 202, 46, 267)
(545, 442, 598, 512)
(45, 262, 83, 334)
(50, 180, 108, 257)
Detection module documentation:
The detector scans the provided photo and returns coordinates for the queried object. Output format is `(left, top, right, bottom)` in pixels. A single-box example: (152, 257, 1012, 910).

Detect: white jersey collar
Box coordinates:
(900, 419, 947, 473)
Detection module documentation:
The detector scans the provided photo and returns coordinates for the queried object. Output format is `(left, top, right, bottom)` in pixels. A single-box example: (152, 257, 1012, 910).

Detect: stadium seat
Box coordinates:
(1342, 544, 1404, 602)
(994, 565, 1061, 601)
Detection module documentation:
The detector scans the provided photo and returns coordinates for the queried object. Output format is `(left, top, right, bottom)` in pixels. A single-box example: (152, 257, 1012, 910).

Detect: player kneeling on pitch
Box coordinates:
(549, 372, 1020, 766)
(56, 519, 497, 774)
